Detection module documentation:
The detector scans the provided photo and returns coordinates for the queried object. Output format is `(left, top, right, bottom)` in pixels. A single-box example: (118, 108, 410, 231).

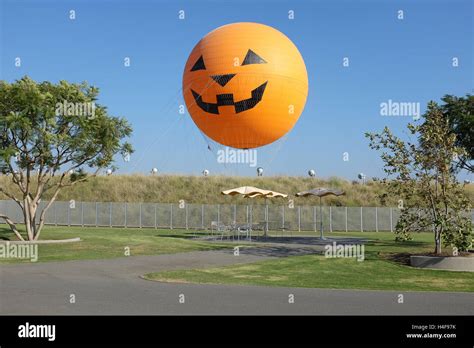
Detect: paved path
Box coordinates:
(1, 247, 473, 315)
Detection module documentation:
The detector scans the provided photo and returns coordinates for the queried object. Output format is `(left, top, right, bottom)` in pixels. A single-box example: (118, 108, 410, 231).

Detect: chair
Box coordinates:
(236, 223, 252, 240)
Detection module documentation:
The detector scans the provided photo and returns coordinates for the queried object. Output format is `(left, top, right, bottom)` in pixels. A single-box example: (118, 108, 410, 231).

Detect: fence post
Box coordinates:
(234, 204, 237, 224)
(170, 204, 173, 229)
(329, 206, 333, 232)
(67, 203, 70, 226)
(109, 202, 112, 227)
(265, 204, 268, 232)
(345, 207, 348, 232)
(154, 204, 157, 229)
(313, 206, 317, 232)
(54, 202, 57, 226)
(95, 202, 98, 227)
(390, 207, 393, 232)
(250, 205, 253, 225)
(185, 204, 188, 230)
(375, 207, 378, 232)
(217, 204, 220, 224)
(125, 202, 127, 228)
(139, 203, 142, 228)
(202, 204, 205, 229)
(360, 206, 363, 232)
(81, 202, 84, 227)
(282, 205, 285, 230)
(298, 206, 301, 232)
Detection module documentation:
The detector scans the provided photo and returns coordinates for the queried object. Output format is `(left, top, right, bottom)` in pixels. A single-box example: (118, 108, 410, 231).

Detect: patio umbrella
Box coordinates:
(222, 186, 288, 237)
(222, 186, 271, 196)
(244, 191, 288, 199)
(296, 188, 345, 240)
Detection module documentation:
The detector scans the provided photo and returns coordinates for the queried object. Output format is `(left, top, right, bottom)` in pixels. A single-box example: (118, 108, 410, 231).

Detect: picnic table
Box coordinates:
(210, 221, 265, 241)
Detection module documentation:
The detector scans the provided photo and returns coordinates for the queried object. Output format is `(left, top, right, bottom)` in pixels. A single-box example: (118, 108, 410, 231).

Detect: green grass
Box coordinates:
(0, 225, 230, 263)
(144, 231, 474, 292)
(2, 226, 473, 292)
(4, 174, 472, 206)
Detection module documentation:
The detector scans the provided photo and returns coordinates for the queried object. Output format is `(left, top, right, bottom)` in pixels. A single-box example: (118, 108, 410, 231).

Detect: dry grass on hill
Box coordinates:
(0, 174, 473, 207)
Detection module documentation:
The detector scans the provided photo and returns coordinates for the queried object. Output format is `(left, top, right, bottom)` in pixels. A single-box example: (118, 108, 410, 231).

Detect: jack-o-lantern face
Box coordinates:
(183, 22, 308, 149)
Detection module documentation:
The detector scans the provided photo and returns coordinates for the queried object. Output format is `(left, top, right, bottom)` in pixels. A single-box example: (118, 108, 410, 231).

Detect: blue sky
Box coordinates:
(1, 0, 472, 180)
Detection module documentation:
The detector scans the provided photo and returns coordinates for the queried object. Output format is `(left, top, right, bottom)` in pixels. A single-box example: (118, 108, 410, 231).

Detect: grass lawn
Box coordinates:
(144, 231, 474, 292)
(0, 225, 230, 263)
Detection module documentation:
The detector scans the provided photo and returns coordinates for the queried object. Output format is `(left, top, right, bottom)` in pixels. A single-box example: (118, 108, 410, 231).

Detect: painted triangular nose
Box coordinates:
(211, 74, 236, 87)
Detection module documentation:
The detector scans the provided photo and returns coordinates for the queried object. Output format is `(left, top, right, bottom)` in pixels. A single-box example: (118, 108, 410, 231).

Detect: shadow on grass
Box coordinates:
(0, 227, 15, 241)
(367, 238, 432, 266)
(154, 233, 210, 240)
(377, 240, 433, 266)
(366, 240, 428, 247)
(383, 252, 412, 266)
(234, 245, 321, 257)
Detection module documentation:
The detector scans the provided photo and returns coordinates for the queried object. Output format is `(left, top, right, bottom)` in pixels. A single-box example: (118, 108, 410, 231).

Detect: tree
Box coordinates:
(0, 77, 133, 241)
(366, 101, 472, 255)
(440, 94, 473, 173)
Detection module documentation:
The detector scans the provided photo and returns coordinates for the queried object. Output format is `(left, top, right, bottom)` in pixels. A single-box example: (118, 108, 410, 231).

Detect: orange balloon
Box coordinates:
(183, 22, 308, 149)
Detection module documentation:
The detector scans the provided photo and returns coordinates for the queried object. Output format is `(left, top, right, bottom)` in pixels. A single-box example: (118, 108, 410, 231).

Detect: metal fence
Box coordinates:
(0, 200, 473, 233)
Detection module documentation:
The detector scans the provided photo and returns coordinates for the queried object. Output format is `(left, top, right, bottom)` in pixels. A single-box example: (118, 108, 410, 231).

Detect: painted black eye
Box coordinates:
(190, 55, 206, 71)
(241, 49, 267, 65)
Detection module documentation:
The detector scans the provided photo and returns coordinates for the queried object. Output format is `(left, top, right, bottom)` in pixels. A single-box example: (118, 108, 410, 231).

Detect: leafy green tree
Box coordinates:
(0, 77, 133, 241)
(366, 101, 472, 255)
(440, 94, 473, 172)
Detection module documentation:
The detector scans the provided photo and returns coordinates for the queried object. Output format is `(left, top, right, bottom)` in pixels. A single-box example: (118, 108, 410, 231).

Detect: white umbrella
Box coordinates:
(222, 186, 287, 198)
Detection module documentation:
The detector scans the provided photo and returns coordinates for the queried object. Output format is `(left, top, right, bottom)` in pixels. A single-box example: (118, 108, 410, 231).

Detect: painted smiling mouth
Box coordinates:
(191, 81, 267, 115)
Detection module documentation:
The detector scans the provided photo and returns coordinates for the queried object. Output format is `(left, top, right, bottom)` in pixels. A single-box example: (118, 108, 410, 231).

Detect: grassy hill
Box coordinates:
(0, 174, 473, 207)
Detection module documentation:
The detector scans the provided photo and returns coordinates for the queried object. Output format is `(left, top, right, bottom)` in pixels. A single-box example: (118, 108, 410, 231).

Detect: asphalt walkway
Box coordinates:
(1, 246, 472, 315)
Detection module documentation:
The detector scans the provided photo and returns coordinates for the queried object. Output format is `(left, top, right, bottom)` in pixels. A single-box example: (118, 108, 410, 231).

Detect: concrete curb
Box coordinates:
(410, 255, 474, 272)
